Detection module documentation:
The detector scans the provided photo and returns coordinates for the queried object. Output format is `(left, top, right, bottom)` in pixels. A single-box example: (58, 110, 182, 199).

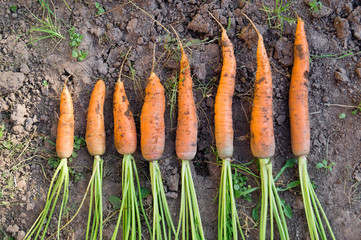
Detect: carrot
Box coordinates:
(289, 18, 310, 157)
(212, 14, 236, 160)
(171, 26, 204, 240)
(56, 79, 74, 158)
(25, 76, 72, 240)
(291, 17, 335, 240)
(113, 80, 137, 155)
(242, 13, 289, 240)
(85, 79, 106, 240)
(246, 23, 275, 159)
(111, 49, 151, 239)
(139, 43, 175, 239)
(208, 11, 245, 240)
(173, 29, 198, 161)
(85, 79, 106, 156)
(140, 72, 165, 161)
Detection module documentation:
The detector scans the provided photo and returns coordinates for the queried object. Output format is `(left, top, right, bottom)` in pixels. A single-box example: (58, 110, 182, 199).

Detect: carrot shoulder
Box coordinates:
(141, 72, 166, 161)
(86, 80, 106, 156)
(113, 81, 137, 155)
(215, 29, 236, 160)
(56, 82, 74, 159)
(289, 18, 310, 157)
(175, 47, 198, 161)
(250, 32, 275, 158)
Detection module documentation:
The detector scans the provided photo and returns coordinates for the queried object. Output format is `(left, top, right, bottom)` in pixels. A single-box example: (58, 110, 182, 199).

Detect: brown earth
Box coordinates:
(0, 0, 361, 239)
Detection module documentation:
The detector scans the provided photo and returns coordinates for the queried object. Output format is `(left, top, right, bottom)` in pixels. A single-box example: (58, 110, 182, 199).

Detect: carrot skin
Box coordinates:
(175, 49, 198, 161)
(215, 30, 236, 159)
(56, 84, 74, 158)
(141, 72, 166, 161)
(86, 80, 106, 156)
(113, 81, 137, 155)
(289, 18, 310, 157)
(250, 36, 275, 158)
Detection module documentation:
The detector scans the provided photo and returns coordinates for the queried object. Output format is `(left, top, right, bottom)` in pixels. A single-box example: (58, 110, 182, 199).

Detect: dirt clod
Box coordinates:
(334, 16, 351, 40)
(273, 38, 294, 67)
(10, 104, 28, 125)
(311, 5, 333, 18)
(188, 13, 211, 35)
(0, 72, 26, 95)
(6, 224, 19, 235)
(355, 68, 361, 78)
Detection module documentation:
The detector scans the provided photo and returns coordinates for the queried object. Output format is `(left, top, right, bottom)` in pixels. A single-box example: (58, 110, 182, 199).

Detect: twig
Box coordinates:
(324, 103, 358, 108)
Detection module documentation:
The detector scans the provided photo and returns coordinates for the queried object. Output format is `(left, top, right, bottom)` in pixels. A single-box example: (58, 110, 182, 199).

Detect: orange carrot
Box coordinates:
(211, 15, 236, 160)
(172, 28, 198, 161)
(245, 16, 275, 159)
(56, 78, 74, 158)
(85, 80, 106, 156)
(140, 72, 165, 161)
(289, 17, 310, 157)
(113, 81, 137, 155)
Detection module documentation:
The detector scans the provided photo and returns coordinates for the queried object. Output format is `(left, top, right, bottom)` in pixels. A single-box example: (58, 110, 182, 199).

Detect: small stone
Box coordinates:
(12, 13, 18, 18)
(276, 114, 286, 125)
(165, 192, 178, 199)
(353, 25, 361, 40)
(12, 125, 25, 135)
(20, 63, 30, 74)
(355, 68, 361, 78)
(6, 224, 19, 234)
(17, 180, 26, 189)
(27, 202, 35, 211)
(335, 68, 349, 82)
(17, 231, 26, 240)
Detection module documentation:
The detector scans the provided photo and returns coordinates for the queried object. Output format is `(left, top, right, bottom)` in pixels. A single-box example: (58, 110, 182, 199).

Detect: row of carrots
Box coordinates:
(24, 13, 335, 240)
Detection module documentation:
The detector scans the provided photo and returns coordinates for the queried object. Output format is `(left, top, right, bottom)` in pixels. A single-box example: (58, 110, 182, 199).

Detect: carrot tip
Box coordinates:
(63, 75, 72, 88)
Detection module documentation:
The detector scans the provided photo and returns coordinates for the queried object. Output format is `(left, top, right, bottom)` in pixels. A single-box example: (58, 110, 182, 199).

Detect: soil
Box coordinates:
(1, 0, 361, 239)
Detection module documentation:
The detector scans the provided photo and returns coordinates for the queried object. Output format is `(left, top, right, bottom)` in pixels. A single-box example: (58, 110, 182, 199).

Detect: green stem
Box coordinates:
(259, 158, 269, 240)
(299, 156, 335, 240)
(24, 158, 69, 240)
(218, 159, 245, 240)
(150, 161, 176, 240)
(111, 154, 150, 240)
(259, 158, 290, 240)
(86, 155, 103, 240)
(176, 160, 205, 240)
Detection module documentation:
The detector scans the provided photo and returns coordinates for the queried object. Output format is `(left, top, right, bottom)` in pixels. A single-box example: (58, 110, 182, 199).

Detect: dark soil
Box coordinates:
(1, 0, 361, 239)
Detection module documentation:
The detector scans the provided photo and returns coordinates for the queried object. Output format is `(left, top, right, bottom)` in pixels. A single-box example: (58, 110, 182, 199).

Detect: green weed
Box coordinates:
(316, 159, 336, 173)
(10, 5, 17, 13)
(309, 0, 322, 13)
(164, 74, 179, 129)
(69, 27, 87, 61)
(260, 0, 296, 35)
(95, 2, 105, 15)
